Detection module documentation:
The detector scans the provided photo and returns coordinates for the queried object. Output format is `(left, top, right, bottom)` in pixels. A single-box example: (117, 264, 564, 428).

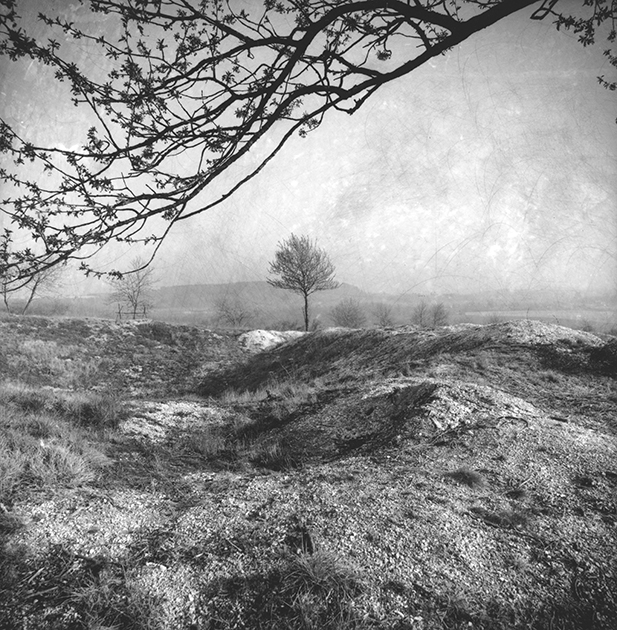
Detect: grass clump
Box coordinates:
(218, 378, 323, 408)
(0, 382, 125, 430)
(51, 390, 125, 430)
(0, 382, 119, 503)
(247, 438, 299, 471)
(277, 550, 363, 629)
(445, 467, 486, 489)
(70, 563, 166, 630)
(202, 550, 363, 630)
(0, 418, 111, 503)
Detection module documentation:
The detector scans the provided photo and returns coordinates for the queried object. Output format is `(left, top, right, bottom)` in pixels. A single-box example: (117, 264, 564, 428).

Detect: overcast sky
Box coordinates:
(1, 1, 616, 297)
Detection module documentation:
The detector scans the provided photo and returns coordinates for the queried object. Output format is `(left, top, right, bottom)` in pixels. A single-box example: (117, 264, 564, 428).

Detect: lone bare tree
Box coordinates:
(268, 234, 339, 331)
(108, 257, 156, 319)
(0, 1, 614, 285)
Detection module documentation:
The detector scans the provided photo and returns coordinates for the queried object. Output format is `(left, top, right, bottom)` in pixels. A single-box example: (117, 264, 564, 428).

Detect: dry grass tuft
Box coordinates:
(0, 382, 125, 430)
(445, 467, 486, 488)
(0, 382, 118, 502)
(277, 550, 363, 630)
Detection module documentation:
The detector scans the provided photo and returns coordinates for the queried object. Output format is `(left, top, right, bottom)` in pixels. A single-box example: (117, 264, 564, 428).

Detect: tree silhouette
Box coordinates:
(108, 257, 156, 319)
(268, 234, 339, 331)
(0, 0, 614, 285)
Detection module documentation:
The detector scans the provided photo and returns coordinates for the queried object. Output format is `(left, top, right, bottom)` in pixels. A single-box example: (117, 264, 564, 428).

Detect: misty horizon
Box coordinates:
(0, 1, 615, 298)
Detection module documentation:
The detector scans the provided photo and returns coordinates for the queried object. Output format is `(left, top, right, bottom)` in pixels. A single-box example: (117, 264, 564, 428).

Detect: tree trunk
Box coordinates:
(303, 292, 309, 331)
(2, 288, 11, 313)
(21, 284, 38, 315)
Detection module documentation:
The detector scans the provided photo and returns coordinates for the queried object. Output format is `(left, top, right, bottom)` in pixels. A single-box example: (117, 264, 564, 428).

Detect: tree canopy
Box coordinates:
(0, 0, 615, 288)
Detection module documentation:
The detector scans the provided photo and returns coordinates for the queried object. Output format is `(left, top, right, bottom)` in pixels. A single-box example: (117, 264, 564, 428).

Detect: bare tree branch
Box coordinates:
(0, 0, 614, 285)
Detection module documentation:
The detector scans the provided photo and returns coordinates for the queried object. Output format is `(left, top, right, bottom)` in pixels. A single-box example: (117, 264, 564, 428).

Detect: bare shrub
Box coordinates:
(373, 303, 395, 327)
(215, 295, 255, 328)
(330, 299, 367, 328)
(411, 301, 448, 328)
(108, 257, 156, 320)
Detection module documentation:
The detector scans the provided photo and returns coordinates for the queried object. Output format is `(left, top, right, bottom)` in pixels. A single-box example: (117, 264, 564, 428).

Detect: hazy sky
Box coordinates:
(1, 1, 616, 297)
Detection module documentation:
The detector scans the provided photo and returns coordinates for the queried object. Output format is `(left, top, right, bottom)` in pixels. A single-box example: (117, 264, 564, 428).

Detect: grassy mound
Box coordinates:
(1, 317, 615, 629)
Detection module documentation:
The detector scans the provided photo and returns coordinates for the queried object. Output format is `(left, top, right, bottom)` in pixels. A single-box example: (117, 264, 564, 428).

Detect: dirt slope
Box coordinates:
(1, 318, 616, 629)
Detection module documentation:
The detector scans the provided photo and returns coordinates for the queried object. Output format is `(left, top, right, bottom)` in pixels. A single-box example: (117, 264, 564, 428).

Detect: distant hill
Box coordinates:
(154, 281, 372, 310)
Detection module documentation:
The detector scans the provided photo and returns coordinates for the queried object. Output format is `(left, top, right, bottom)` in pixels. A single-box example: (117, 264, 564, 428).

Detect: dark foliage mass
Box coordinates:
(0, 0, 615, 285)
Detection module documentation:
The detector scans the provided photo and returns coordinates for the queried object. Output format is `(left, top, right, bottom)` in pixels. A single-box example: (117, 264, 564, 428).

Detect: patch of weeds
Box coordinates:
(540, 370, 562, 383)
(219, 387, 269, 405)
(0, 428, 109, 502)
(0, 395, 114, 503)
(445, 467, 486, 489)
(1, 542, 165, 630)
(202, 550, 363, 630)
(7, 338, 102, 388)
(0, 435, 29, 501)
(469, 505, 530, 530)
(572, 474, 594, 488)
(136, 320, 175, 344)
(278, 550, 362, 628)
(183, 426, 232, 460)
(218, 378, 323, 411)
(0, 382, 125, 430)
(52, 390, 126, 430)
(0, 381, 48, 412)
(0, 507, 22, 534)
(247, 438, 300, 471)
(30, 441, 97, 487)
(505, 487, 528, 500)
(475, 354, 490, 371)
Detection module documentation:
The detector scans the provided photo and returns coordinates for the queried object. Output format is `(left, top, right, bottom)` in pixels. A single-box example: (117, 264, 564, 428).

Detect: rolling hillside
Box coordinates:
(0, 315, 615, 629)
